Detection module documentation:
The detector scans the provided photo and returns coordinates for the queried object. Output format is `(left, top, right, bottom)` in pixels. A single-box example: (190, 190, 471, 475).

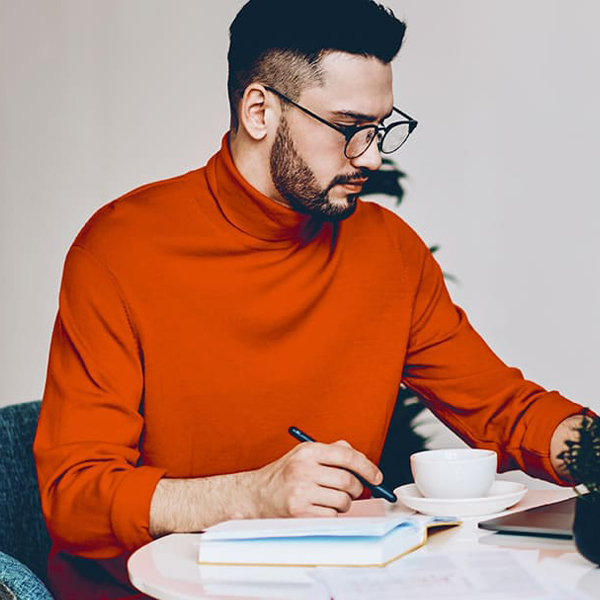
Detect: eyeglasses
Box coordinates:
(264, 86, 418, 160)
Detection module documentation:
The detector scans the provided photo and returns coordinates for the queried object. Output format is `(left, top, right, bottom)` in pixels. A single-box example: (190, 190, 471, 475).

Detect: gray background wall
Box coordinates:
(1, 1, 598, 438)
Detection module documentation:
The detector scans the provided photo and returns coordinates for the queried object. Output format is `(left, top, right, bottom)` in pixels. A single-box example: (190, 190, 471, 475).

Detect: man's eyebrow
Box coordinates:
(331, 108, 394, 122)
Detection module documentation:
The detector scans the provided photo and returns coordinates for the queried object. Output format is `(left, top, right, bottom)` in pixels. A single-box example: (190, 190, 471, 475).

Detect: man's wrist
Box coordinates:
(149, 470, 263, 538)
(228, 469, 263, 520)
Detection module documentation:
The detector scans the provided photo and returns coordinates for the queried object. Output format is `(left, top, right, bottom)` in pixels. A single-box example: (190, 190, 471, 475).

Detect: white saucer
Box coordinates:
(395, 480, 527, 517)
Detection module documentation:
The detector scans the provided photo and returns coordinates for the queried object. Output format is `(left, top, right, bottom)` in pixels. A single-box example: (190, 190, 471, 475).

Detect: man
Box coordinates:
(34, 1, 585, 598)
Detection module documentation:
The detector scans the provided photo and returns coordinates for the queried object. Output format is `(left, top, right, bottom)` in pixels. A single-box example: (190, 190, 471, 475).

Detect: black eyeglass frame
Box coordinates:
(264, 85, 418, 159)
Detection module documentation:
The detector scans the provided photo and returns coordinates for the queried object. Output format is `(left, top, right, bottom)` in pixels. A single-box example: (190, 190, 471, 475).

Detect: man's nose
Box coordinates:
(350, 139, 382, 172)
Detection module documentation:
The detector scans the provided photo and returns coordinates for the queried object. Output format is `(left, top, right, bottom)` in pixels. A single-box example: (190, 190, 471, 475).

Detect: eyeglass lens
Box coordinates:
(381, 123, 411, 153)
(346, 122, 411, 159)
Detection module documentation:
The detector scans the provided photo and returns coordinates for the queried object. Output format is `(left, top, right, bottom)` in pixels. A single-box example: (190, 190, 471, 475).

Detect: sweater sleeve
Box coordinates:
(401, 245, 583, 484)
(34, 245, 166, 558)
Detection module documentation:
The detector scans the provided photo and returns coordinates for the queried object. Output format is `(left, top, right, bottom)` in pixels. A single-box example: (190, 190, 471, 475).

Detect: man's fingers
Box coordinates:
(314, 464, 364, 498)
(293, 505, 341, 518)
(259, 441, 383, 519)
(308, 486, 354, 514)
(333, 439, 352, 448)
(305, 441, 383, 486)
(284, 480, 354, 516)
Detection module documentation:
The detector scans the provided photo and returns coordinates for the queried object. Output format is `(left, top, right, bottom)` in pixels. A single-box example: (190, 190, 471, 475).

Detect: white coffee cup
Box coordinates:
(410, 448, 497, 499)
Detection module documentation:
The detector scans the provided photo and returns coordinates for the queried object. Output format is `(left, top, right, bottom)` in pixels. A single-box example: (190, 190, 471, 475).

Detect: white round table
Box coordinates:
(128, 488, 600, 600)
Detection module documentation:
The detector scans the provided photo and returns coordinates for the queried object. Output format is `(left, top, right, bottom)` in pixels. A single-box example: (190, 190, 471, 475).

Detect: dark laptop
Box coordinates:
(478, 496, 577, 539)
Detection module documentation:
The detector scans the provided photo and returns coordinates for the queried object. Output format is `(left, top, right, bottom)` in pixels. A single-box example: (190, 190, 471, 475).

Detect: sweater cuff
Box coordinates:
(519, 392, 584, 485)
(110, 466, 167, 551)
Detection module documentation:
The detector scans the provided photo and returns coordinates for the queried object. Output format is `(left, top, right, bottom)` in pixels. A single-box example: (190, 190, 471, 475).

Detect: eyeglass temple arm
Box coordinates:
(263, 86, 347, 136)
(392, 106, 417, 124)
(265, 85, 418, 135)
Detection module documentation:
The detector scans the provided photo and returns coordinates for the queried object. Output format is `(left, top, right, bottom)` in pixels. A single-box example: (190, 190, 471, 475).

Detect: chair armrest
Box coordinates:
(0, 551, 53, 600)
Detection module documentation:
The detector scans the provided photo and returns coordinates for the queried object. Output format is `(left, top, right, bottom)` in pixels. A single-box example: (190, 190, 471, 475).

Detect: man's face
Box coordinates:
(269, 52, 394, 221)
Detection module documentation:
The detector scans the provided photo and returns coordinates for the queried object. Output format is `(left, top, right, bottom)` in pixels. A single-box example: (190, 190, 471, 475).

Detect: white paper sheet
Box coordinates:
(313, 549, 593, 600)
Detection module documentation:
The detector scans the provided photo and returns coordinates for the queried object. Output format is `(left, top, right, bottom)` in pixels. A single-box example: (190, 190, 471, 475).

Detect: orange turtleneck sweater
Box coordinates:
(35, 135, 582, 595)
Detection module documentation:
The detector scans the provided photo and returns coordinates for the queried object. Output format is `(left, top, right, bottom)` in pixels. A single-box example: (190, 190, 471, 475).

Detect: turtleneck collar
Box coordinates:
(205, 133, 323, 243)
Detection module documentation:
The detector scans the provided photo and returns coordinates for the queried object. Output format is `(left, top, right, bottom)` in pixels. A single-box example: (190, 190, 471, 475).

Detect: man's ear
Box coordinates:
(238, 84, 277, 141)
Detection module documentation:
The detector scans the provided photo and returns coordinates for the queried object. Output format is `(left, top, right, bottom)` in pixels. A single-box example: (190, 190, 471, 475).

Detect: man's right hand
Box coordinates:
(250, 440, 383, 518)
(149, 440, 382, 537)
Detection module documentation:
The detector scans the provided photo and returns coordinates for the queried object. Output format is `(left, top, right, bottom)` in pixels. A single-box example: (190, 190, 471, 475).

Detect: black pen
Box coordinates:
(288, 426, 397, 503)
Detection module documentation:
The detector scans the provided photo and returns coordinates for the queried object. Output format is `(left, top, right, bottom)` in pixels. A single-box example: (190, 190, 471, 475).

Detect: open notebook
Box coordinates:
(197, 514, 459, 568)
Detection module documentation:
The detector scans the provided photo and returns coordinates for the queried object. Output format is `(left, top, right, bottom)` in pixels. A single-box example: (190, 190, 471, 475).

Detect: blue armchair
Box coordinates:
(0, 401, 53, 599)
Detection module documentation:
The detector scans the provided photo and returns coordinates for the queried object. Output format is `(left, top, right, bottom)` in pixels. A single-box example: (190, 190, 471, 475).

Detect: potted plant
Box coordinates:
(559, 414, 600, 564)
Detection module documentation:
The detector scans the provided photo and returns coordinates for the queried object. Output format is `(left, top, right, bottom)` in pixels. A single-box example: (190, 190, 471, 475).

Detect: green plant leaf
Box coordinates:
(361, 162, 407, 206)
(559, 415, 600, 494)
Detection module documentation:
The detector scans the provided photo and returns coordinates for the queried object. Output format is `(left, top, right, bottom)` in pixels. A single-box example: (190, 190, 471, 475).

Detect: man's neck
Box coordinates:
(229, 130, 289, 210)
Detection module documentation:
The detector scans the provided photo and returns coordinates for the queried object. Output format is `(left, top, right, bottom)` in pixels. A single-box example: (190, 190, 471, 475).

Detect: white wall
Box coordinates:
(388, 0, 600, 447)
(1, 1, 598, 418)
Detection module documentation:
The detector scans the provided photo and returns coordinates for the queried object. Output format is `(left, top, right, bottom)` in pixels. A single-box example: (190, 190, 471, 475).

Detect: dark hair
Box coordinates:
(227, 0, 406, 129)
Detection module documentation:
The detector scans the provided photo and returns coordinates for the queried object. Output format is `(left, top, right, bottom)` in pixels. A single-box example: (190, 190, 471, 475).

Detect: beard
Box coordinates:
(269, 117, 366, 222)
